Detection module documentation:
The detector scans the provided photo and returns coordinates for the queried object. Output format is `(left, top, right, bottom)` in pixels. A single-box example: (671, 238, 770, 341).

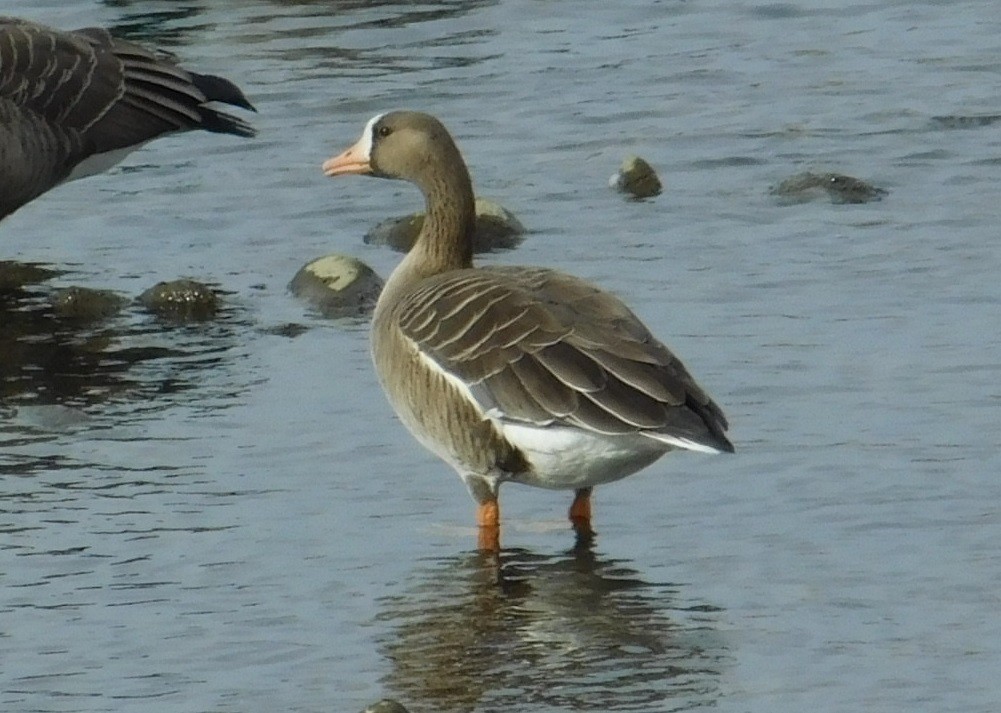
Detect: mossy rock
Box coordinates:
(289, 254, 383, 319)
(609, 155, 662, 199)
(50, 286, 127, 322)
(365, 197, 525, 254)
(772, 171, 886, 205)
(139, 279, 221, 321)
(362, 701, 410, 713)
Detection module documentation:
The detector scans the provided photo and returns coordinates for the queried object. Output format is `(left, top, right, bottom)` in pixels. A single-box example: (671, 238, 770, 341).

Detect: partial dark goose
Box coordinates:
(0, 16, 255, 221)
(323, 111, 733, 550)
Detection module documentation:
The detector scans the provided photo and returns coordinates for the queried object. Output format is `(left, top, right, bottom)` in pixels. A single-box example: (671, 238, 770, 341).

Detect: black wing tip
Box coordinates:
(705, 416, 735, 453)
(199, 108, 257, 138)
(684, 393, 734, 454)
(190, 71, 257, 113)
(191, 71, 257, 137)
(688, 428, 735, 454)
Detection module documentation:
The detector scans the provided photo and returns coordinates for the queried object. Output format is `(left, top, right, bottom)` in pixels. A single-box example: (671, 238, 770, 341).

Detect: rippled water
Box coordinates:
(2, 1, 1000, 712)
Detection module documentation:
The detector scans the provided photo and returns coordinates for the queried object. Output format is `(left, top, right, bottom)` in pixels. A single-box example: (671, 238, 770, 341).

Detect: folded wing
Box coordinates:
(396, 266, 733, 453)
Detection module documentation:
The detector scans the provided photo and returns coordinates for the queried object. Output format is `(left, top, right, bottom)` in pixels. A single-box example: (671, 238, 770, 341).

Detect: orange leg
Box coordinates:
(476, 498, 501, 551)
(569, 487, 595, 539)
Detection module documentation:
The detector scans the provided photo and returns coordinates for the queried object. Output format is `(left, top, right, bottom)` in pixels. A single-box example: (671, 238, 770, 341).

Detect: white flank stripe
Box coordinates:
(410, 340, 492, 415)
(643, 431, 727, 454)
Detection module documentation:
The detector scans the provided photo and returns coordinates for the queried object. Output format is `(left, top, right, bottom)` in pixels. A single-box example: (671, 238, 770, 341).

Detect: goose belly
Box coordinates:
(499, 423, 668, 490)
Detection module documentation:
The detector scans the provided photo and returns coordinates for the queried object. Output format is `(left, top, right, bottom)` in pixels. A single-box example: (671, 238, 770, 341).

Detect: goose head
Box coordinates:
(323, 111, 470, 196)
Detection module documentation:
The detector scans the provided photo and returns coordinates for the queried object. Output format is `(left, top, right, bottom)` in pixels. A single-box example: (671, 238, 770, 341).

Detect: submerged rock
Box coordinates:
(609, 155, 662, 199)
(365, 197, 525, 254)
(931, 114, 1001, 130)
(362, 701, 410, 713)
(772, 171, 886, 205)
(259, 322, 310, 338)
(50, 286, 127, 322)
(289, 253, 383, 319)
(139, 279, 220, 321)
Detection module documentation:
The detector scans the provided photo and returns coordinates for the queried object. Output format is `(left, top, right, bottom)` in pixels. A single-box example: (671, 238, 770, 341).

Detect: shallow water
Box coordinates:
(2, 1, 1000, 712)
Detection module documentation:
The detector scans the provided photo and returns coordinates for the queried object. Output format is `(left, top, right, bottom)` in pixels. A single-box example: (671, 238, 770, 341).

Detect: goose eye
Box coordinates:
(377, 125, 393, 138)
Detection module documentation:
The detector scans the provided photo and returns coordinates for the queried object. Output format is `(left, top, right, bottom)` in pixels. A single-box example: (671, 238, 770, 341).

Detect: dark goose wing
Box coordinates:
(0, 17, 255, 219)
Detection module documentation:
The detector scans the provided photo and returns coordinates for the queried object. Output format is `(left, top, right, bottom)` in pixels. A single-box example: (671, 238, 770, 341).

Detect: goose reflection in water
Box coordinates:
(374, 545, 727, 713)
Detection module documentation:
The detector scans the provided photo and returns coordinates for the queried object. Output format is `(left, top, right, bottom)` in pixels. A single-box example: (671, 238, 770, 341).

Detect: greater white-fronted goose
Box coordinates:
(0, 16, 255, 221)
(324, 111, 733, 550)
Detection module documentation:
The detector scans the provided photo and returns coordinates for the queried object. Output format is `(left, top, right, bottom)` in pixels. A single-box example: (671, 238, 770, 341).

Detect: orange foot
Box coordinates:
(569, 487, 595, 540)
(477, 498, 501, 551)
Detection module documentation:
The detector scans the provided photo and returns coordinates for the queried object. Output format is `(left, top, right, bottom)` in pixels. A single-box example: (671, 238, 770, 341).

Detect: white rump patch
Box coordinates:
(499, 423, 666, 489)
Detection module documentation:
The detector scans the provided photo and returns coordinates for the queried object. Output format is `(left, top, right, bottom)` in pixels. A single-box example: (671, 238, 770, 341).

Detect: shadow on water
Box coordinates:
(376, 544, 728, 713)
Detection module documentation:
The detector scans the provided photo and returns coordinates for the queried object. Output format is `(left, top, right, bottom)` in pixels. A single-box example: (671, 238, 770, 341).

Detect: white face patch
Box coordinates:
(357, 112, 386, 160)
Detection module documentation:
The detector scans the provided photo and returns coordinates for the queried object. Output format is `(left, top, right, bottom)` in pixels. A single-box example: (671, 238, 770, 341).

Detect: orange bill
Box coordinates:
(322, 135, 372, 176)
